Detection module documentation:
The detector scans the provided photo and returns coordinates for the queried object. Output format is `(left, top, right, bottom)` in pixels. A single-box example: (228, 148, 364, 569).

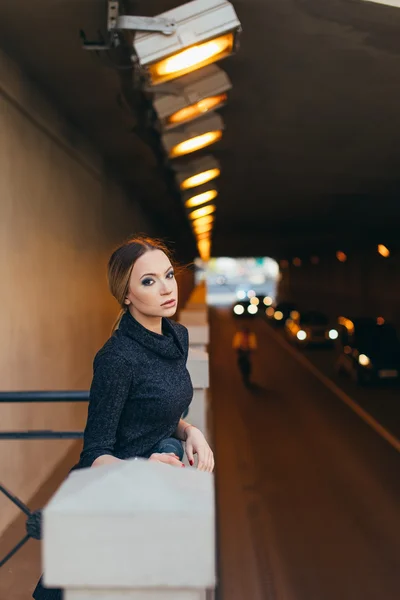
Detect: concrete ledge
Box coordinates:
(187, 324, 209, 346)
(187, 349, 209, 389)
(43, 460, 215, 589)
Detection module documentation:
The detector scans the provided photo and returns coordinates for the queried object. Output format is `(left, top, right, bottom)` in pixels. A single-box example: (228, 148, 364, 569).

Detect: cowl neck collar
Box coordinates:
(118, 311, 184, 360)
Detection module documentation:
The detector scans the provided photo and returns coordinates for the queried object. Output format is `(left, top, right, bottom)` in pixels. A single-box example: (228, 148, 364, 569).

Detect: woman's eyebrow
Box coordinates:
(140, 267, 173, 279)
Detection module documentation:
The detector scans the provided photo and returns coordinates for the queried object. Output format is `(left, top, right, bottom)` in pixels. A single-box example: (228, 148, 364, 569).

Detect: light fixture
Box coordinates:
(336, 251, 347, 263)
(198, 238, 211, 261)
(250, 297, 260, 306)
(236, 290, 246, 300)
(292, 257, 302, 267)
(133, 0, 241, 86)
(176, 156, 221, 190)
(274, 311, 284, 321)
(189, 203, 216, 220)
(194, 224, 213, 235)
(266, 307, 275, 317)
(154, 65, 231, 129)
(297, 330, 307, 341)
(196, 232, 211, 241)
(378, 244, 390, 258)
(328, 329, 338, 340)
(263, 296, 273, 306)
(192, 215, 214, 228)
(185, 188, 218, 208)
(163, 114, 223, 158)
(182, 168, 220, 189)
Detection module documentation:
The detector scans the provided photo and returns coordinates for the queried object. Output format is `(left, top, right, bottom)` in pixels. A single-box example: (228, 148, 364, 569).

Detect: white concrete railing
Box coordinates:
(180, 283, 210, 439)
(186, 349, 209, 440)
(43, 459, 216, 600)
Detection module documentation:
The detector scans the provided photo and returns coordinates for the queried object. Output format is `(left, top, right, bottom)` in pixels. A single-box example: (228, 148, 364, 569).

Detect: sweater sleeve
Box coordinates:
(79, 351, 133, 468)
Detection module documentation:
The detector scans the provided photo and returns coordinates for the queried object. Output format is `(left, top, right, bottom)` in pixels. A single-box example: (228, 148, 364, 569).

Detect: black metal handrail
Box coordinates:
(0, 390, 89, 440)
(0, 390, 88, 568)
(0, 390, 89, 402)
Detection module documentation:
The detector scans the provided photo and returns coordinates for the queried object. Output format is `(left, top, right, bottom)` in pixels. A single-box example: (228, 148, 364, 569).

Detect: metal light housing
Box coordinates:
(154, 65, 231, 130)
(133, 0, 241, 86)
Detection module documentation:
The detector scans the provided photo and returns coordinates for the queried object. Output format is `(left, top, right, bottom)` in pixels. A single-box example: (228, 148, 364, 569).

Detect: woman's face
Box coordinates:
(124, 249, 178, 319)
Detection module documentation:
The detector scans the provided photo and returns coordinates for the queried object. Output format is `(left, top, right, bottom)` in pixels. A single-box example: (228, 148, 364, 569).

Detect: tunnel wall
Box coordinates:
(0, 50, 193, 534)
(278, 250, 399, 325)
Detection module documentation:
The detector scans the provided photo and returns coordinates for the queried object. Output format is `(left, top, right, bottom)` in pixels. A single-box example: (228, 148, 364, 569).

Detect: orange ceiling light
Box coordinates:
(196, 231, 211, 240)
(149, 34, 235, 85)
(192, 215, 214, 228)
(168, 94, 227, 127)
(185, 189, 218, 209)
(194, 224, 213, 235)
(198, 238, 211, 261)
(180, 167, 221, 190)
(189, 204, 216, 220)
(169, 130, 222, 158)
(378, 244, 390, 258)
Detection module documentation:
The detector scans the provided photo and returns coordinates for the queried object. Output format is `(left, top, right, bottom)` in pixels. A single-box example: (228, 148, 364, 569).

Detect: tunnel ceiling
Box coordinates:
(1, 0, 400, 259)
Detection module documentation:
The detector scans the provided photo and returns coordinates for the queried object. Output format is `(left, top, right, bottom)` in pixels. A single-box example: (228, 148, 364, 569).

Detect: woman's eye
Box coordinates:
(167, 271, 175, 279)
(142, 278, 154, 286)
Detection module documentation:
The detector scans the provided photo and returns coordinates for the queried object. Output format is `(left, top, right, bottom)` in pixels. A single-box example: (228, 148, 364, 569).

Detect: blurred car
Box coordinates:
(232, 300, 260, 318)
(336, 316, 400, 385)
(285, 310, 338, 346)
(266, 301, 298, 326)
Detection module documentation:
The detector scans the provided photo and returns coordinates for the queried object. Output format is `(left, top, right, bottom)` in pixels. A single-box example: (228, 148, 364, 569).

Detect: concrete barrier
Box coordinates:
(186, 349, 210, 438)
(43, 459, 216, 600)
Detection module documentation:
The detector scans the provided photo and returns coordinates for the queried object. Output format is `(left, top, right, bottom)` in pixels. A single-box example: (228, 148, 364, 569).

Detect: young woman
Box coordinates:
(33, 236, 214, 599)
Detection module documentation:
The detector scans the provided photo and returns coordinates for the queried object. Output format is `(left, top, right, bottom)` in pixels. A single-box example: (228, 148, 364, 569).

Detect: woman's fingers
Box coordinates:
(186, 442, 195, 467)
(149, 453, 183, 467)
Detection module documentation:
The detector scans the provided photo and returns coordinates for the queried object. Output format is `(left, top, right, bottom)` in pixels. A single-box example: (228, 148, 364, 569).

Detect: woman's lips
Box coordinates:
(161, 299, 176, 307)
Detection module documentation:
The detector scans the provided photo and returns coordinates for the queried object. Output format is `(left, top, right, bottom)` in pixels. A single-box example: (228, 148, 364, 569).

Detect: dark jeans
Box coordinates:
(151, 437, 184, 460)
(33, 437, 184, 599)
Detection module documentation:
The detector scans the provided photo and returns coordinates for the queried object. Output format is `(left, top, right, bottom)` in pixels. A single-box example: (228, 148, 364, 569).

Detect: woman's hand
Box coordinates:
(185, 427, 214, 472)
(149, 452, 185, 468)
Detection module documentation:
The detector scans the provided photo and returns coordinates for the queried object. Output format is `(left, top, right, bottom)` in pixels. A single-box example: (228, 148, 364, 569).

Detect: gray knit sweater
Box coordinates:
(78, 311, 193, 468)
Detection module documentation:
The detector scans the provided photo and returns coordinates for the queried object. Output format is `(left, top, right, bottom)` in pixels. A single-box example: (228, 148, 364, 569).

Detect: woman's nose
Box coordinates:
(160, 282, 172, 295)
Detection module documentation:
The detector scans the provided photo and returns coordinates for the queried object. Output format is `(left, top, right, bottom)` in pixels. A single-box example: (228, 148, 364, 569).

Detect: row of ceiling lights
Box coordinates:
(129, 0, 242, 261)
(86, 1, 241, 261)
(280, 244, 391, 268)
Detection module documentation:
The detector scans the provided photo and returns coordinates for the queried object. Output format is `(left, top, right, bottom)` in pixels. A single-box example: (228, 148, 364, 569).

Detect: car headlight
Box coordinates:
(297, 330, 307, 341)
(233, 304, 245, 315)
(358, 354, 371, 367)
(328, 329, 338, 340)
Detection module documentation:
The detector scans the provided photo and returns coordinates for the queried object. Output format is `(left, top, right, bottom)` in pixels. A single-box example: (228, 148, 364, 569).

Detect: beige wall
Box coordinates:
(0, 50, 157, 534)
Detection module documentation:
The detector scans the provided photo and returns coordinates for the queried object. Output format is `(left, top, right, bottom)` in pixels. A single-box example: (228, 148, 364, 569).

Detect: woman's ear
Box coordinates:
(124, 297, 130, 306)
